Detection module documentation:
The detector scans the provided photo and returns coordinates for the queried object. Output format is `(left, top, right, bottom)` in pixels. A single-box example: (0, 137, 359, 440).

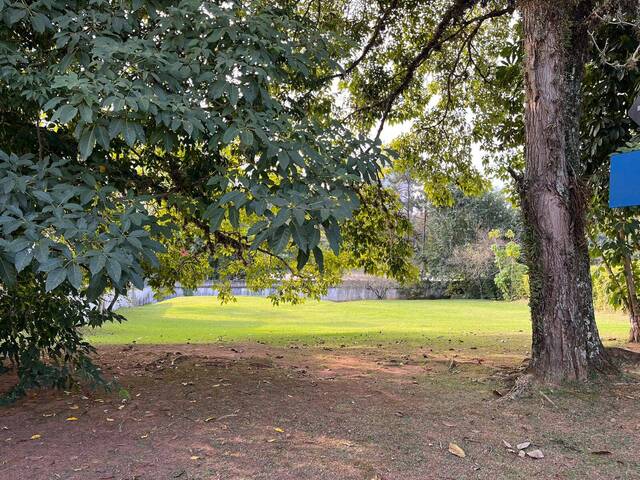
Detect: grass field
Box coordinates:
(88, 296, 630, 354)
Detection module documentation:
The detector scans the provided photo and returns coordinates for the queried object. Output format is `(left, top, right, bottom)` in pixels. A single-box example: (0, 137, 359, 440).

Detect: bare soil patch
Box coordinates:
(1, 344, 640, 479)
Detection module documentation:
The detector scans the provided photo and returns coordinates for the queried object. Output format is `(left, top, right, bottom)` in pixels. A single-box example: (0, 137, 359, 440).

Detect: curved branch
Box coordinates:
(361, 1, 515, 140)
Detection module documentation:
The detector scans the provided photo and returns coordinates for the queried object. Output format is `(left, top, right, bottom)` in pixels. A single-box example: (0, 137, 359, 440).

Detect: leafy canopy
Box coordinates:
(0, 0, 396, 398)
(0, 0, 387, 297)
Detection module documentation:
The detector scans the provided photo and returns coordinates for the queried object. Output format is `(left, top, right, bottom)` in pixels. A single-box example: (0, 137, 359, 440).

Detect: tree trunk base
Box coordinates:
(629, 319, 640, 343)
(499, 353, 624, 400)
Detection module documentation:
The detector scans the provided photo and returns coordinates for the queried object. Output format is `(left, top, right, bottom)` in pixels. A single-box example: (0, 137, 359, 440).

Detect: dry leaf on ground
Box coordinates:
(526, 449, 544, 459)
(448, 443, 466, 458)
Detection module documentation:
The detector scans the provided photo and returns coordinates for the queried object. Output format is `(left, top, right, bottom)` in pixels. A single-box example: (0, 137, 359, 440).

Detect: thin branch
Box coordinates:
(107, 292, 120, 311)
(322, 0, 400, 82)
(506, 166, 523, 184)
(352, 1, 515, 141)
(36, 121, 44, 162)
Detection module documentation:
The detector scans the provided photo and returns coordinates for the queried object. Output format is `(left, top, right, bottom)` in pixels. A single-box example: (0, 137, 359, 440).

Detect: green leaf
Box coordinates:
(78, 127, 96, 159)
(68, 263, 83, 290)
(218, 190, 245, 205)
(229, 85, 239, 107)
(277, 150, 290, 170)
(5, 7, 26, 25)
(89, 254, 106, 275)
(33, 190, 53, 203)
(313, 246, 324, 272)
(272, 207, 289, 229)
(240, 130, 253, 146)
(250, 229, 270, 251)
(14, 249, 33, 273)
(106, 260, 122, 284)
(46, 268, 67, 291)
(222, 125, 238, 144)
(0, 255, 17, 286)
(42, 97, 62, 112)
(272, 229, 291, 254)
(95, 125, 110, 150)
(53, 105, 78, 124)
(208, 208, 225, 230)
(324, 222, 341, 255)
(296, 248, 309, 271)
(78, 104, 93, 123)
(31, 13, 51, 33)
(228, 207, 240, 228)
(123, 122, 137, 147)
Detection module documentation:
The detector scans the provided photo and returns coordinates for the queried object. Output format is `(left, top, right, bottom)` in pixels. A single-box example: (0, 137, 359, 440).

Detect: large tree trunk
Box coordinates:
(519, 0, 613, 383)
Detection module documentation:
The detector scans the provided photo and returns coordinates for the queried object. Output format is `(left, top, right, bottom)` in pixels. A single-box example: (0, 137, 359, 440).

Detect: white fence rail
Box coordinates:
(103, 281, 403, 310)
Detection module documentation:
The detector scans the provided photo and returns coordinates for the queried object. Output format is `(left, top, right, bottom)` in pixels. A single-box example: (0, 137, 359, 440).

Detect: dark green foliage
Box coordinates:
(416, 190, 519, 281)
(0, 271, 122, 404)
(0, 151, 163, 298)
(341, 186, 418, 282)
(0, 0, 387, 398)
(584, 22, 640, 335)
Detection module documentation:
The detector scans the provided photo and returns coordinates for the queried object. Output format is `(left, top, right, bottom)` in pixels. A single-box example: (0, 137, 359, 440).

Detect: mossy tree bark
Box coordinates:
(519, 0, 614, 382)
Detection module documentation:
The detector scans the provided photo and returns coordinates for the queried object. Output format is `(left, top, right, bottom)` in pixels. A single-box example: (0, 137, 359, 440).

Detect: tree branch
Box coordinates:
(351, 0, 515, 140)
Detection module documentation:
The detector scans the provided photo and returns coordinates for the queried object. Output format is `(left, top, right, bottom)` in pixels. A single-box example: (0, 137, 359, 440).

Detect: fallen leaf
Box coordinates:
(526, 449, 544, 459)
(30, 434, 41, 440)
(516, 441, 531, 450)
(448, 443, 466, 458)
(502, 440, 513, 449)
(274, 427, 284, 433)
(590, 450, 612, 456)
(66, 417, 78, 422)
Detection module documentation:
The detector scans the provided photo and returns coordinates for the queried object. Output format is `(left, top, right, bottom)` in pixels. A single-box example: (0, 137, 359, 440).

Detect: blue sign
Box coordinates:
(610, 150, 640, 208)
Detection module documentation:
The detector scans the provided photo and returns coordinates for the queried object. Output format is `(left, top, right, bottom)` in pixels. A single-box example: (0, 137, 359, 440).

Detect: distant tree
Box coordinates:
(416, 189, 519, 282)
(489, 229, 528, 301)
(447, 231, 497, 298)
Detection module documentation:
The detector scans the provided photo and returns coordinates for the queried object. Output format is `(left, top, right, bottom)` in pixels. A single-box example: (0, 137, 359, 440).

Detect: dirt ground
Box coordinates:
(1, 343, 640, 480)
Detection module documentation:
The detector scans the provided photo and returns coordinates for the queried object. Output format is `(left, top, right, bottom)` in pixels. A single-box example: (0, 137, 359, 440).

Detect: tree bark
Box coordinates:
(618, 230, 640, 342)
(519, 0, 613, 383)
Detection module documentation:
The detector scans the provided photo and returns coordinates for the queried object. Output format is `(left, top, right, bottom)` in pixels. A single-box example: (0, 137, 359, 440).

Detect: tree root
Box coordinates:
(498, 373, 536, 401)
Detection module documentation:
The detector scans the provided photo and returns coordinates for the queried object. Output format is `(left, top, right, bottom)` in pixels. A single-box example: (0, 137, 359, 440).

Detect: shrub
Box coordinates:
(0, 272, 122, 404)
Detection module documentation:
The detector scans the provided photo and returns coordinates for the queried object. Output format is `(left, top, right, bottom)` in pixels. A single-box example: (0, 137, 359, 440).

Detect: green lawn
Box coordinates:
(88, 297, 630, 354)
